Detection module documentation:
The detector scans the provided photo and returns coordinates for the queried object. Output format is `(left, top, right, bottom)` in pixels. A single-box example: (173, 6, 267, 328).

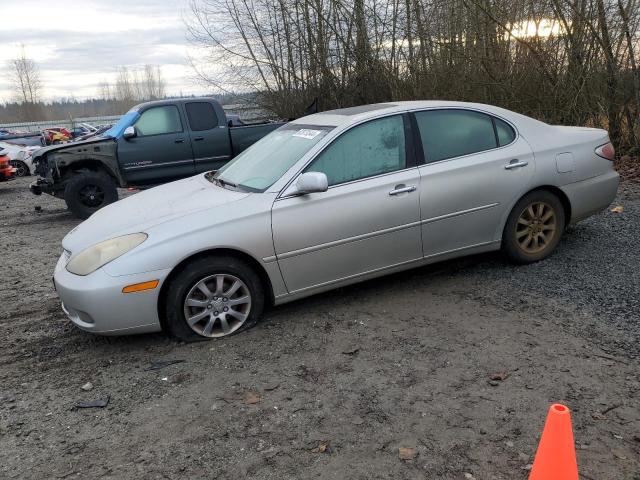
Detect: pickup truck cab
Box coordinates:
(31, 98, 284, 218)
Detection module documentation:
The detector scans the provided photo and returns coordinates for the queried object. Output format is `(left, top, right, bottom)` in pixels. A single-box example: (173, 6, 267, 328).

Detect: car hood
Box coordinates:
(33, 137, 112, 161)
(62, 175, 250, 253)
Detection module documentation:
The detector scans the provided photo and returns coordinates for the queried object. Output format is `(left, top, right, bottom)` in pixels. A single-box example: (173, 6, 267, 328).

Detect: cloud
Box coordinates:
(0, 0, 204, 101)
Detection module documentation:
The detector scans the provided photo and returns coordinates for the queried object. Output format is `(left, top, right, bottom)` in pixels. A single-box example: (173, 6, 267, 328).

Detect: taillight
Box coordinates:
(595, 142, 615, 161)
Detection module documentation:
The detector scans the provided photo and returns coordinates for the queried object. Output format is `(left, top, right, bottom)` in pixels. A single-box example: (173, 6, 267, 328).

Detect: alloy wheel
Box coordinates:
(183, 274, 252, 338)
(78, 184, 105, 207)
(515, 201, 557, 254)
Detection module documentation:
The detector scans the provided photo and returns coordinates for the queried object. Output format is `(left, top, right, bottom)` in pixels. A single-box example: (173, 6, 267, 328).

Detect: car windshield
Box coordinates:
(212, 124, 333, 192)
(103, 111, 140, 138)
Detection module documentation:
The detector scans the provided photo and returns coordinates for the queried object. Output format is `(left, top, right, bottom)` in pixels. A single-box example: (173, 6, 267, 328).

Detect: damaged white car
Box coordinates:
(0, 141, 38, 177)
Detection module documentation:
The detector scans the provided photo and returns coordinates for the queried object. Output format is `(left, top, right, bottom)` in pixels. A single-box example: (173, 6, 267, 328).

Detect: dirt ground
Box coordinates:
(1, 176, 639, 480)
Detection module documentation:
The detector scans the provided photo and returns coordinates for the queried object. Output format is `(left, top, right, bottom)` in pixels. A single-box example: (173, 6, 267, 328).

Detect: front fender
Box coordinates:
(34, 138, 124, 186)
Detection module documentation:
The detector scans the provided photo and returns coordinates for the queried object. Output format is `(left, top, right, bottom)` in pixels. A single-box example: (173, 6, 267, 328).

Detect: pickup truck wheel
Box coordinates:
(164, 256, 265, 342)
(64, 170, 118, 219)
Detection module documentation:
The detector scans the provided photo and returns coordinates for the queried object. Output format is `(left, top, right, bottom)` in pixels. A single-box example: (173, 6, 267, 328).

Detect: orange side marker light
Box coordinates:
(122, 280, 159, 294)
(529, 403, 578, 480)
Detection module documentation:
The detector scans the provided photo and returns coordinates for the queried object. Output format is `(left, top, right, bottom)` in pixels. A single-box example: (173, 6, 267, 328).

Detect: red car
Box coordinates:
(0, 150, 16, 181)
(48, 127, 72, 137)
(44, 128, 71, 145)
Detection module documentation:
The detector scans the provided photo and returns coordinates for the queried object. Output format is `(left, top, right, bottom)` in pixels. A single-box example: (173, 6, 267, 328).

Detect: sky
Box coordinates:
(0, 0, 206, 102)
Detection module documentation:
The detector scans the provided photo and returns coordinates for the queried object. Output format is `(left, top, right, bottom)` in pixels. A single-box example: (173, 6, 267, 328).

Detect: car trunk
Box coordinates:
(550, 126, 614, 181)
(551, 126, 611, 153)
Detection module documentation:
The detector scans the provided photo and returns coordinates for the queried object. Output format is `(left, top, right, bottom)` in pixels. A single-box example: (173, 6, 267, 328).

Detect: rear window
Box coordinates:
(494, 117, 516, 146)
(186, 102, 219, 131)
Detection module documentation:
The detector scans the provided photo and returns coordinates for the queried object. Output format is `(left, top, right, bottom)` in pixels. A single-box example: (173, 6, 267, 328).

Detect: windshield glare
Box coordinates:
(103, 110, 140, 138)
(214, 124, 333, 192)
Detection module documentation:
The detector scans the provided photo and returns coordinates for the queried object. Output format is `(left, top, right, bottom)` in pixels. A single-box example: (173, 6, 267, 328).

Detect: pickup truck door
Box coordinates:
(184, 101, 233, 173)
(118, 104, 195, 185)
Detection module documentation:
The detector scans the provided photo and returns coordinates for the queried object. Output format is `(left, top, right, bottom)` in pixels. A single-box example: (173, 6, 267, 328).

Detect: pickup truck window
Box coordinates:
(135, 106, 183, 136)
(185, 102, 219, 131)
(214, 124, 333, 192)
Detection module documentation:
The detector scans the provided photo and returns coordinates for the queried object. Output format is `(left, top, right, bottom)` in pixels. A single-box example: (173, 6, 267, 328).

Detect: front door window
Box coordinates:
(134, 106, 183, 136)
(304, 115, 406, 186)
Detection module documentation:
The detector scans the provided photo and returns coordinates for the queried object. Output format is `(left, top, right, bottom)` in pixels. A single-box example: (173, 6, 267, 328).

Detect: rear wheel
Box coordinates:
(164, 256, 265, 342)
(64, 169, 118, 219)
(502, 190, 565, 264)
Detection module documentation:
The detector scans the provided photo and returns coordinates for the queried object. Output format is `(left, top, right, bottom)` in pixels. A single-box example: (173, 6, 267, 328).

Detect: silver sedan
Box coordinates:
(53, 101, 619, 340)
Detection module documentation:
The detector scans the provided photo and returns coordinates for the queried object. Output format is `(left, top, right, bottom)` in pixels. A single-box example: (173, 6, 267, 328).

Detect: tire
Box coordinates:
(64, 169, 118, 219)
(10, 160, 29, 177)
(502, 190, 565, 264)
(164, 256, 265, 342)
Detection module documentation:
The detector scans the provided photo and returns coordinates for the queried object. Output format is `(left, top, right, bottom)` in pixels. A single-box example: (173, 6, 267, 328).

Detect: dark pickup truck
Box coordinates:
(31, 98, 284, 218)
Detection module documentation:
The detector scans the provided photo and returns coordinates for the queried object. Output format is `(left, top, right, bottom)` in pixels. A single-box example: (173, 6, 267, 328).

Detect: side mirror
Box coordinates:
(123, 126, 136, 139)
(294, 172, 328, 195)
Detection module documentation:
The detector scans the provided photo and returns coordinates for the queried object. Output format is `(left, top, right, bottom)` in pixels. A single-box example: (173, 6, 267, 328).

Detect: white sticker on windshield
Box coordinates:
(293, 129, 322, 139)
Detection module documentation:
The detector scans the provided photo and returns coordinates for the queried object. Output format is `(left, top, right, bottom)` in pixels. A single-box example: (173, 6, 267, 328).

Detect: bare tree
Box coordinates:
(115, 66, 135, 103)
(98, 65, 168, 110)
(187, 0, 640, 152)
(97, 81, 113, 101)
(142, 64, 167, 100)
(7, 45, 43, 120)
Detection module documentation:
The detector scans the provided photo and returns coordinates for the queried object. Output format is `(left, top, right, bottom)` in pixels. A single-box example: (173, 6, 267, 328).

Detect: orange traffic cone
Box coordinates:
(529, 404, 578, 480)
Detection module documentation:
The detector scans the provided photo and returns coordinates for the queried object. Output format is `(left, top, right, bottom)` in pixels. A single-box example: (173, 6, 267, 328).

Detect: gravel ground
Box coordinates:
(0, 176, 639, 479)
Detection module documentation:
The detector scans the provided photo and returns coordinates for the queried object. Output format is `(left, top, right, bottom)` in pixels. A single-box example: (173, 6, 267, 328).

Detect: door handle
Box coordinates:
(193, 136, 204, 141)
(504, 159, 528, 170)
(389, 185, 417, 196)
(174, 138, 185, 144)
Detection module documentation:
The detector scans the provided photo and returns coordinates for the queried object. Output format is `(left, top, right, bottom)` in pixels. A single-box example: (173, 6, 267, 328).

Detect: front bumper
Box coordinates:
(53, 253, 171, 335)
(0, 166, 15, 181)
(30, 177, 54, 195)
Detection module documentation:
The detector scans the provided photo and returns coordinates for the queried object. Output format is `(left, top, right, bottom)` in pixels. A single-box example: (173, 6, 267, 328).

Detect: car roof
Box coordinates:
(291, 100, 520, 127)
(132, 97, 219, 111)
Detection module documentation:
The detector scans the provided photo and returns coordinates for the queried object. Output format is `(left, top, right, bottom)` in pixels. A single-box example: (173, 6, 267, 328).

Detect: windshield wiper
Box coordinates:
(216, 176, 253, 192)
(208, 174, 254, 192)
(217, 177, 237, 188)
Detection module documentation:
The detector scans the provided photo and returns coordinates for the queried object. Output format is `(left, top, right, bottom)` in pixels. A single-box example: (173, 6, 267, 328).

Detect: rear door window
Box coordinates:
(494, 117, 516, 146)
(185, 102, 219, 131)
(414, 109, 498, 163)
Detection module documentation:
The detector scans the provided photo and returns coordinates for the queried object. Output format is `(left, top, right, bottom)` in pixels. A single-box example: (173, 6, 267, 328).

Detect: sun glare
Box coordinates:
(507, 19, 567, 39)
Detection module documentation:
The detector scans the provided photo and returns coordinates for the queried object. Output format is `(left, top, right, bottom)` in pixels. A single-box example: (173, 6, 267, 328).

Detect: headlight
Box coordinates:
(66, 233, 148, 276)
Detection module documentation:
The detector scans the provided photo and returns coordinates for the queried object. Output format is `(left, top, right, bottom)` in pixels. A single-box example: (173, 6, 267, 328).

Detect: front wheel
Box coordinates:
(164, 256, 265, 342)
(64, 170, 118, 219)
(10, 160, 29, 177)
(502, 190, 565, 264)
